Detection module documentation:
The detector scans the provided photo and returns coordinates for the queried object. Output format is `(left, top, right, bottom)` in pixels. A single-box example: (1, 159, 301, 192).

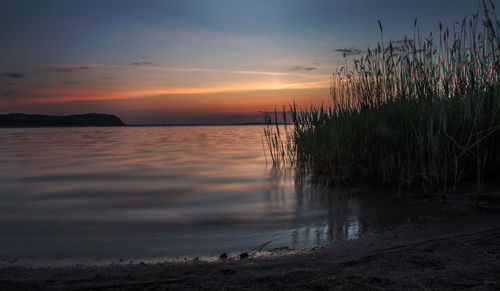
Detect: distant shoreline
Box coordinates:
(126, 122, 289, 127)
(0, 122, 281, 128)
(0, 112, 290, 128)
(0, 113, 125, 128)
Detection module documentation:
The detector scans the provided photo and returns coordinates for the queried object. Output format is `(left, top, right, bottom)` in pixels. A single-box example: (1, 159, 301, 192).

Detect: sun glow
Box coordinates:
(19, 79, 329, 104)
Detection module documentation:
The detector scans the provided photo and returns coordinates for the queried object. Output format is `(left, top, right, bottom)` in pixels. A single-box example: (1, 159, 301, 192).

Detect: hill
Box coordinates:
(0, 113, 125, 127)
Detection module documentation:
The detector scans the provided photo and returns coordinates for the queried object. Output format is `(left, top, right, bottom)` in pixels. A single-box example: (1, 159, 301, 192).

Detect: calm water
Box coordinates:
(0, 126, 455, 264)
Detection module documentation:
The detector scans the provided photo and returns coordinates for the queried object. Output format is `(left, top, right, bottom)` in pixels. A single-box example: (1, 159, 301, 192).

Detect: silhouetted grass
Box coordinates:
(264, 1, 500, 194)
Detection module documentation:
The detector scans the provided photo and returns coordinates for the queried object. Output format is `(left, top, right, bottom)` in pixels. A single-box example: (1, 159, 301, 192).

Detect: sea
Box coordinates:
(0, 125, 456, 265)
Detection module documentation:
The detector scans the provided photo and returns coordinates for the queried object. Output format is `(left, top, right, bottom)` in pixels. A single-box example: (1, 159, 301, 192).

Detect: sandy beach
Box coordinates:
(1, 194, 499, 290)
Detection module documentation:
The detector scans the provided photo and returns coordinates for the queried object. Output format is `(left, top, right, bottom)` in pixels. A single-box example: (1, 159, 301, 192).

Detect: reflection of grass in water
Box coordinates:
(264, 2, 500, 195)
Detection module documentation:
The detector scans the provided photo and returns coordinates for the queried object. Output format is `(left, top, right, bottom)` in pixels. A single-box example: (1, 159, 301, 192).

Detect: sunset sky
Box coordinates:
(0, 0, 480, 124)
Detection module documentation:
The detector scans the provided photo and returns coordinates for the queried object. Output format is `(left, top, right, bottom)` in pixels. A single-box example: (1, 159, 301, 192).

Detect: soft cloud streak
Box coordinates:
(335, 48, 365, 56)
(290, 65, 316, 71)
(48, 66, 92, 73)
(129, 61, 152, 66)
(2, 72, 24, 78)
(18, 79, 328, 104)
(1, 90, 14, 97)
(54, 63, 322, 77)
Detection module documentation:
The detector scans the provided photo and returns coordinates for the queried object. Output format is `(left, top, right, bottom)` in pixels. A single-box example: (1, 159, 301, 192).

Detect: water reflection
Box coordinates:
(262, 166, 364, 247)
(261, 164, 452, 249)
(0, 126, 450, 263)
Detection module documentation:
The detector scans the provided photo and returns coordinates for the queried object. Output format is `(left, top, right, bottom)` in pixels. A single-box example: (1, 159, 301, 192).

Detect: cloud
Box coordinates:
(290, 66, 316, 71)
(2, 72, 24, 78)
(0, 90, 14, 97)
(103, 76, 116, 80)
(49, 65, 92, 72)
(335, 48, 365, 56)
(129, 61, 152, 66)
(63, 81, 79, 85)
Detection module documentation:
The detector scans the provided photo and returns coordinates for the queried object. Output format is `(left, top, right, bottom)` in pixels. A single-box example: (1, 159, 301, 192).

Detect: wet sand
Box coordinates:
(1, 194, 499, 290)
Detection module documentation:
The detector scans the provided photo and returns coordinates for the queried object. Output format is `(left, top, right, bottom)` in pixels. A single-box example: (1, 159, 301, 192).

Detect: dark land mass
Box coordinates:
(0, 113, 125, 127)
(1, 193, 499, 290)
(126, 122, 291, 127)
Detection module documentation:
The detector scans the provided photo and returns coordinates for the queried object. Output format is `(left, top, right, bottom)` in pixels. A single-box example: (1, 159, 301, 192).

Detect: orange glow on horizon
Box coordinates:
(19, 80, 329, 104)
(9, 85, 330, 118)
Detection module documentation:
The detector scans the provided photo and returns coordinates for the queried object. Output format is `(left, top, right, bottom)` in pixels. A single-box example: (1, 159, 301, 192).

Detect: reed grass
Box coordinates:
(264, 1, 500, 194)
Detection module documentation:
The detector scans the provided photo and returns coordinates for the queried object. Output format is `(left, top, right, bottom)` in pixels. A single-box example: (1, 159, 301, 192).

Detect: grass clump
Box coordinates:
(264, 1, 500, 194)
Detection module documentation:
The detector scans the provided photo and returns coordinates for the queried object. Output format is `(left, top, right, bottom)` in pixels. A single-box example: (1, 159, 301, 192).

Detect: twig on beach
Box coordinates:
(226, 236, 281, 261)
(412, 279, 430, 290)
(246, 237, 278, 255)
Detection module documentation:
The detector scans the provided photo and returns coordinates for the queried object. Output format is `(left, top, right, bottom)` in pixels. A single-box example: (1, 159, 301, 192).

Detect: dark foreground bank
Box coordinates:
(0, 113, 125, 127)
(1, 195, 499, 290)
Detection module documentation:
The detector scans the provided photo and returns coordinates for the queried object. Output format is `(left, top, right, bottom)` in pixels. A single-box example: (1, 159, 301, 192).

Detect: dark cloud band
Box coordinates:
(129, 61, 152, 66)
(2, 72, 24, 78)
(0, 90, 14, 97)
(290, 66, 316, 71)
(335, 48, 365, 56)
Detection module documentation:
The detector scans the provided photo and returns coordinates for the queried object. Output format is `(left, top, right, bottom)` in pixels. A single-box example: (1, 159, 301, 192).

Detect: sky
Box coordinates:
(0, 0, 488, 124)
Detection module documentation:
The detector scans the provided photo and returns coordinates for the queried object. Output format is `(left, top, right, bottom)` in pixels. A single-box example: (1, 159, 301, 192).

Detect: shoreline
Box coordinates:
(1, 196, 499, 290)
(2, 189, 497, 270)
